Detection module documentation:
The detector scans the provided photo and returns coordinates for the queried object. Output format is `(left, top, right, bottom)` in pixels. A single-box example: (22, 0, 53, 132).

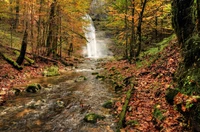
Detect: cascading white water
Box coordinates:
(83, 15, 99, 58)
(83, 14, 113, 58)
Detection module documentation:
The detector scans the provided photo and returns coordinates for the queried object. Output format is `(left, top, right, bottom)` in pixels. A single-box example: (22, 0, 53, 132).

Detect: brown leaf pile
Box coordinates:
(105, 40, 187, 131)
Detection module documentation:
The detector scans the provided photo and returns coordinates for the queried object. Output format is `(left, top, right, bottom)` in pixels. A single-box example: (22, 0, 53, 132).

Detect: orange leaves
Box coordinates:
(174, 92, 200, 112)
(106, 41, 184, 131)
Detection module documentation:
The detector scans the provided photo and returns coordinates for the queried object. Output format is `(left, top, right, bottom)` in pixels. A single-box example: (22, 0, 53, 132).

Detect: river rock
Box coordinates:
(84, 113, 105, 123)
(9, 88, 21, 96)
(26, 84, 42, 93)
(102, 100, 113, 109)
(96, 75, 105, 80)
(75, 76, 87, 82)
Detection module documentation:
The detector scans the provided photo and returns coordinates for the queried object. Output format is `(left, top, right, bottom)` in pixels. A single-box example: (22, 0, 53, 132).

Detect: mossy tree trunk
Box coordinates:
(172, 1, 200, 131)
(197, 0, 200, 34)
(172, 0, 195, 45)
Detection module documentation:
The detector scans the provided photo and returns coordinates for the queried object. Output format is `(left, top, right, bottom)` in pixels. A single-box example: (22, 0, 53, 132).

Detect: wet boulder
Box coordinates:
(75, 76, 87, 82)
(84, 113, 105, 123)
(96, 75, 105, 80)
(102, 100, 113, 109)
(26, 84, 42, 93)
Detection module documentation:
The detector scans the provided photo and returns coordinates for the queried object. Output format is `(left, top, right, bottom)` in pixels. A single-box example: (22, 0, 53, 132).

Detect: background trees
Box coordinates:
(107, 0, 172, 61)
(0, 0, 90, 64)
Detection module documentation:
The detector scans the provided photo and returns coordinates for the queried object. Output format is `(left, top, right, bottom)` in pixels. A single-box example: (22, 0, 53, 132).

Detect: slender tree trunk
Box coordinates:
(155, 15, 158, 42)
(135, 0, 147, 57)
(14, 0, 20, 29)
(197, 0, 200, 34)
(124, 0, 128, 59)
(129, 0, 135, 63)
(16, 22, 28, 65)
(30, 2, 34, 54)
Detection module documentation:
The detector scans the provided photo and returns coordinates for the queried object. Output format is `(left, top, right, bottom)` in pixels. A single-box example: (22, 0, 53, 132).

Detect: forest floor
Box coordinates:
(104, 38, 189, 131)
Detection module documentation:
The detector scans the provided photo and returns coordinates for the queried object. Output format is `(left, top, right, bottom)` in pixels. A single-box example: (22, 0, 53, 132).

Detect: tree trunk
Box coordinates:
(16, 22, 28, 65)
(14, 0, 20, 29)
(172, 0, 195, 45)
(124, 0, 128, 59)
(135, 0, 147, 57)
(129, 0, 135, 63)
(197, 0, 200, 34)
(46, 0, 57, 57)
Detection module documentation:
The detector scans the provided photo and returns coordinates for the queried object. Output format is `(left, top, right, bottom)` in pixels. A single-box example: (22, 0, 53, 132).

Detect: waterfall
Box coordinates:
(83, 15, 99, 58)
(83, 14, 112, 58)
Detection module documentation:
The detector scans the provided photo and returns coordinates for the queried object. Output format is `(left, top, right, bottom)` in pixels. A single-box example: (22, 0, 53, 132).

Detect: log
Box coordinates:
(14, 51, 35, 64)
(118, 85, 134, 129)
(0, 53, 23, 70)
(1, 45, 59, 63)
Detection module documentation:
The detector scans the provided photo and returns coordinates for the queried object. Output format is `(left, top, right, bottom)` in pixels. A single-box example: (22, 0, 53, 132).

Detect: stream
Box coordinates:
(0, 12, 116, 131)
(0, 58, 116, 132)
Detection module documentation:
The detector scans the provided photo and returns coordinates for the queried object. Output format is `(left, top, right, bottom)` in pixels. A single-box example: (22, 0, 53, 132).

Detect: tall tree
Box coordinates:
(16, 22, 28, 65)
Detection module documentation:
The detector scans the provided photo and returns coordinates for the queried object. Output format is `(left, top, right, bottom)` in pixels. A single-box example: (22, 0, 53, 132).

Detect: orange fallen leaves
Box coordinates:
(106, 40, 185, 131)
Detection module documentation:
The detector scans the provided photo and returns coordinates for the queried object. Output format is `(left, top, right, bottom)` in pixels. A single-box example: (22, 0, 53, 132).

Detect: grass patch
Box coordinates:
(142, 34, 176, 56)
(136, 34, 176, 68)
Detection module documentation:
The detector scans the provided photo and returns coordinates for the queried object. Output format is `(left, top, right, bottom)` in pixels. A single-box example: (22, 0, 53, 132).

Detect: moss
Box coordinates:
(118, 86, 134, 129)
(75, 76, 87, 82)
(84, 113, 105, 123)
(96, 75, 105, 80)
(14, 51, 35, 64)
(0, 53, 23, 70)
(183, 35, 200, 67)
(43, 66, 59, 77)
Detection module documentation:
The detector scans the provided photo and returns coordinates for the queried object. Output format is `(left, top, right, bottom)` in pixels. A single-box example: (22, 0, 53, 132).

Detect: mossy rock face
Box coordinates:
(184, 36, 200, 68)
(84, 113, 105, 123)
(43, 66, 59, 77)
(26, 84, 42, 93)
(165, 88, 179, 105)
(102, 100, 113, 109)
(190, 103, 200, 132)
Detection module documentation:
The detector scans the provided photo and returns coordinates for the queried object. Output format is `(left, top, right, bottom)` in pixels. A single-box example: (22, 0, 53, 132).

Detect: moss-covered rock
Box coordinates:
(84, 113, 105, 123)
(43, 66, 59, 77)
(96, 75, 105, 80)
(26, 84, 42, 93)
(102, 100, 113, 109)
(75, 76, 87, 82)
